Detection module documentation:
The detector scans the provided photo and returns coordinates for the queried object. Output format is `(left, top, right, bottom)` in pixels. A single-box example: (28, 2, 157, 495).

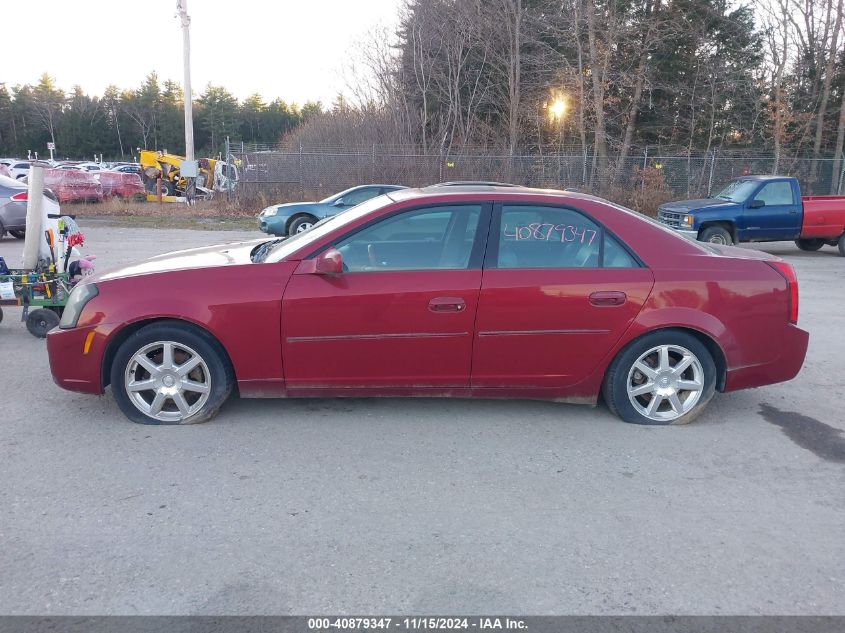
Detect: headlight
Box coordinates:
(682, 215, 694, 226)
(261, 206, 278, 217)
(59, 283, 98, 329)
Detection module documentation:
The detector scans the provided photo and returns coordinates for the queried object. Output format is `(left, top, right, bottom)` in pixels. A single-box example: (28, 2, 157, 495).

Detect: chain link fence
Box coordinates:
(224, 140, 845, 213)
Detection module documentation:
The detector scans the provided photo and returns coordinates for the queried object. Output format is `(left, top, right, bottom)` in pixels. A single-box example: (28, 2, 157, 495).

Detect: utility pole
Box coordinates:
(176, 0, 196, 202)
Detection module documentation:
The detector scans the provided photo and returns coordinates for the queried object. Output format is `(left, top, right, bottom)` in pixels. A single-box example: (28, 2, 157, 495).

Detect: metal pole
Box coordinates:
(299, 143, 304, 198)
(641, 146, 648, 193)
(22, 166, 45, 269)
(225, 136, 231, 202)
(707, 150, 716, 196)
(439, 147, 443, 183)
(177, 0, 195, 202)
(838, 152, 845, 195)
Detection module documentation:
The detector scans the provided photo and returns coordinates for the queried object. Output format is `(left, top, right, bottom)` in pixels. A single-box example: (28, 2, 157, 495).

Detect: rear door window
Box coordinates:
(493, 204, 638, 269)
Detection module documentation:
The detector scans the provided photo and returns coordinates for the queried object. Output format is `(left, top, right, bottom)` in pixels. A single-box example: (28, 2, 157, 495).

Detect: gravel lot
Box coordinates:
(0, 224, 843, 615)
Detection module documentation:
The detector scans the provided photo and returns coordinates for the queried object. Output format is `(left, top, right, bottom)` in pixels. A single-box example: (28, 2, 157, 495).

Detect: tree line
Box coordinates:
(287, 0, 845, 191)
(0, 72, 322, 160)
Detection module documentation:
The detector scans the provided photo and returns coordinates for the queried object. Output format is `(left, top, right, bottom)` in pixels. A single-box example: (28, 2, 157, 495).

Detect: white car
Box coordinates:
(77, 162, 107, 172)
(7, 161, 32, 180)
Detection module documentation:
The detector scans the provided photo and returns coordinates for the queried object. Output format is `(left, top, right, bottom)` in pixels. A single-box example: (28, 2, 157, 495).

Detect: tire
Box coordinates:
(160, 180, 174, 196)
(288, 215, 317, 235)
(0, 306, 4, 324)
(699, 226, 733, 245)
(9, 230, 25, 239)
(795, 238, 824, 251)
(109, 321, 234, 425)
(602, 330, 717, 426)
(839, 233, 845, 257)
(26, 308, 60, 338)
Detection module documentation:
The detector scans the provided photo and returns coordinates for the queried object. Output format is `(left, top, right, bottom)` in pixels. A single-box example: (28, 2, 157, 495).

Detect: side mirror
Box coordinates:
(749, 199, 765, 209)
(332, 198, 345, 207)
(315, 248, 343, 274)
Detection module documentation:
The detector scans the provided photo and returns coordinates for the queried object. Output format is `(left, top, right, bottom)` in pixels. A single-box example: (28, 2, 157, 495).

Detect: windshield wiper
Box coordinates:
(251, 238, 286, 263)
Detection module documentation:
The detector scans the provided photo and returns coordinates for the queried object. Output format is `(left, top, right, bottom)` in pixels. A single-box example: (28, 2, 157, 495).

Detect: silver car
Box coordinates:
(0, 174, 59, 240)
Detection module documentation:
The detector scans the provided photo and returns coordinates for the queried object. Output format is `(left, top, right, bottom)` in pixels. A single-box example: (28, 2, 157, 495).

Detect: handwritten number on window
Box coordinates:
(503, 223, 597, 245)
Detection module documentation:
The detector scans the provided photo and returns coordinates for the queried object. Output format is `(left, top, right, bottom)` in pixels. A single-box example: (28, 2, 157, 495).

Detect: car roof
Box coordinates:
(426, 181, 523, 188)
(386, 183, 607, 205)
(733, 175, 792, 181)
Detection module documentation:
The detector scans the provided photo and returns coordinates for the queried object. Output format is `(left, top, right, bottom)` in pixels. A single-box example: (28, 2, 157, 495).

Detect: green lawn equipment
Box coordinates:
(0, 267, 72, 337)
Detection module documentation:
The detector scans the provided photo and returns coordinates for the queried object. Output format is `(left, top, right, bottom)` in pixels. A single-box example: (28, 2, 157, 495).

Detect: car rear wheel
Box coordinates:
(699, 226, 733, 245)
(795, 238, 824, 251)
(838, 233, 845, 257)
(603, 330, 716, 425)
(110, 322, 234, 425)
(9, 230, 25, 239)
(288, 215, 317, 235)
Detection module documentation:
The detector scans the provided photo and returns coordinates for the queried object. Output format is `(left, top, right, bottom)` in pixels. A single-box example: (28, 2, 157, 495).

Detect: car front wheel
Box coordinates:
(110, 322, 234, 425)
(603, 330, 716, 425)
(288, 215, 317, 235)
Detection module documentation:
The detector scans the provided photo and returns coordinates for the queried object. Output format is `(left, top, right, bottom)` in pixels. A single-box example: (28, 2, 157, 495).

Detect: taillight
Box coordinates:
(10, 191, 27, 202)
(766, 260, 798, 324)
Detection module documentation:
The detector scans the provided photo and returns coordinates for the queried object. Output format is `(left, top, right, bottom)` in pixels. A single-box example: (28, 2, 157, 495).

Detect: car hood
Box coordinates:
(263, 201, 322, 215)
(660, 199, 741, 213)
(96, 239, 268, 281)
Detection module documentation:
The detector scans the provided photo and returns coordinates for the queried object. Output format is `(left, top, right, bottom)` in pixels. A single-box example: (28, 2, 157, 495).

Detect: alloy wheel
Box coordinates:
(626, 344, 704, 422)
(124, 341, 211, 422)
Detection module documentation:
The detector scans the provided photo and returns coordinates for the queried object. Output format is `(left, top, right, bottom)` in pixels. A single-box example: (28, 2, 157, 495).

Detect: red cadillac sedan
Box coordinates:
(47, 184, 809, 426)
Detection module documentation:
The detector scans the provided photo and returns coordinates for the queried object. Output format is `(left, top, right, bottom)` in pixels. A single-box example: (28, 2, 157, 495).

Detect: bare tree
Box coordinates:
(809, 0, 843, 181)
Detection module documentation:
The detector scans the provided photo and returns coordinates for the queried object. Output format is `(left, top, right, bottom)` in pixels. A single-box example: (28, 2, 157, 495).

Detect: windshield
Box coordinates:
(713, 179, 758, 202)
(319, 186, 360, 204)
(262, 194, 396, 263)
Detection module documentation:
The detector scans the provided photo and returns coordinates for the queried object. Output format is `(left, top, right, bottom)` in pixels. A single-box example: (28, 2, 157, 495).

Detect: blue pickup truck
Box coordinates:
(657, 175, 845, 255)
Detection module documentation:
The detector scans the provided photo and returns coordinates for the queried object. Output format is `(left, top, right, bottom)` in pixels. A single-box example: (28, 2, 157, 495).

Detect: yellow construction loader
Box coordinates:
(139, 150, 239, 200)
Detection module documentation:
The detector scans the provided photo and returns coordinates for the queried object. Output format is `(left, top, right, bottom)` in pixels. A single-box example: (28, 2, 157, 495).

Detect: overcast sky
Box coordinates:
(3, 0, 402, 105)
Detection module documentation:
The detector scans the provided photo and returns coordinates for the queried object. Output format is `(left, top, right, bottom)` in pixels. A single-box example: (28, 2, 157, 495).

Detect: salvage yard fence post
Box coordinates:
(299, 143, 304, 199)
(838, 152, 845, 195)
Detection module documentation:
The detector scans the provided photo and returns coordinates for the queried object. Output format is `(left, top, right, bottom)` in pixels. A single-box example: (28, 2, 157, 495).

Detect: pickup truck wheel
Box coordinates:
(699, 226, 733, 245)
(838, 233, 845, 257)
(795, 238, 824, 251)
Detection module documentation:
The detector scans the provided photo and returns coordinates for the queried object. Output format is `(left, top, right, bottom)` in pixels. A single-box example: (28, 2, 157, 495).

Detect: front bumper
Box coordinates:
(47, 324, 107, 394)
(258, 214, 289, 236)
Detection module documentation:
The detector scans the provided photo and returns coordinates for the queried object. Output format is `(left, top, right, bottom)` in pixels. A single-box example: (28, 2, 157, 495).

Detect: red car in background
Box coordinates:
(46, 184, 809, 426)
(96, 171, 146, 200)
(43, 168, 103, 203)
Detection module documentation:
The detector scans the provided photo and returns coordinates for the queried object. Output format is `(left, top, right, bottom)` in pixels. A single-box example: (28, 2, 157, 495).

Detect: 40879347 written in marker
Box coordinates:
(503, 223, 598, 244)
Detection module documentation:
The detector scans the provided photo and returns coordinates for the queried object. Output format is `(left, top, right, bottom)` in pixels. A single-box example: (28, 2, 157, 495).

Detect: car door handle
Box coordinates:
(589, 291, 626, 307)
(429, 297, 466, 312)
